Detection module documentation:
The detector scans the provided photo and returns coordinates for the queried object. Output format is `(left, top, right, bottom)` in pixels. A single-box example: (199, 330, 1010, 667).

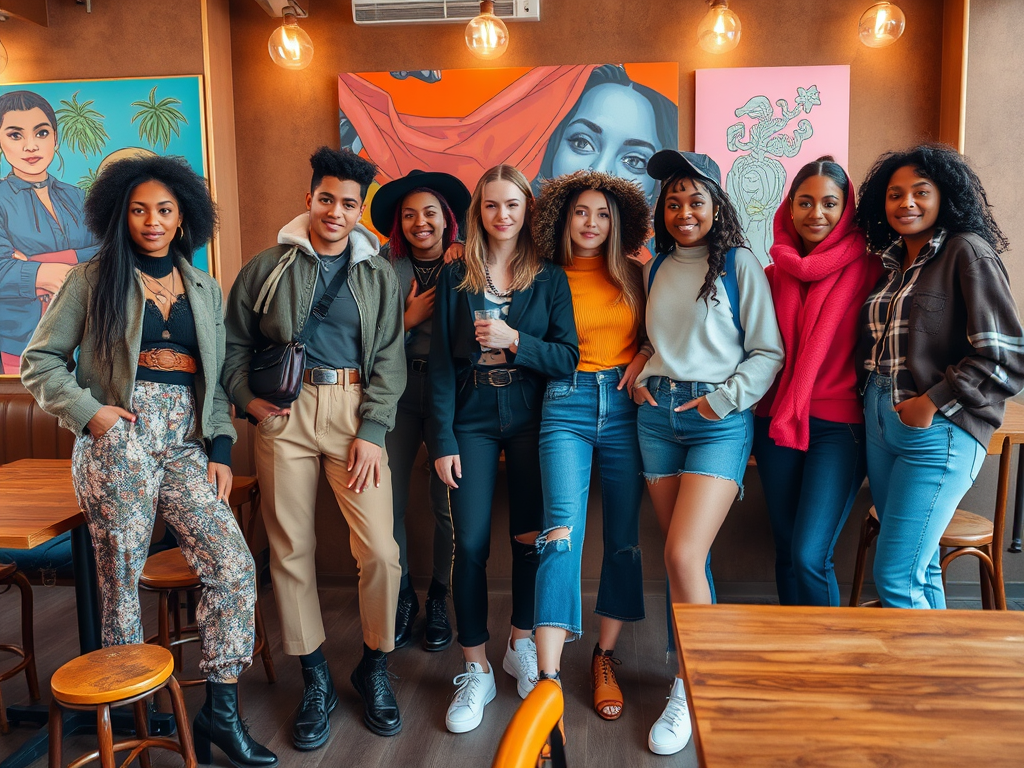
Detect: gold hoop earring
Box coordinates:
(177, 225, 184, 240)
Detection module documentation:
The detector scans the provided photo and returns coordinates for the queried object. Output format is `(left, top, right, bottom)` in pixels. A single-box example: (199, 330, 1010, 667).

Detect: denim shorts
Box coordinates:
(636, 377, 753, 495)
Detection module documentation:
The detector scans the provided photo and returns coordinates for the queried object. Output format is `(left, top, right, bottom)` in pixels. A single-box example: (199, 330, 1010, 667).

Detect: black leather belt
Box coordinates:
(410, 358, 429, 374)
(473, 367, 522, 388)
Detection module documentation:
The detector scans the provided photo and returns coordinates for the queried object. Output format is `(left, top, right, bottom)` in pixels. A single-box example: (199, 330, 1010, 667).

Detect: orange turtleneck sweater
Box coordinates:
(564, 255, 638, 372)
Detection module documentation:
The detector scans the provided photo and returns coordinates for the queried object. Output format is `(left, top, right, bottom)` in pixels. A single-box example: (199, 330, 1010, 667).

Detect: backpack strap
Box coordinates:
(722, 247, 744, 344)
(646, 251, 671, 295)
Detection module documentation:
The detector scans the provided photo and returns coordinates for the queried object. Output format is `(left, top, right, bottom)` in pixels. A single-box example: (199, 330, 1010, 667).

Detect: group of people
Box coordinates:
(19, 135, 1023, 764)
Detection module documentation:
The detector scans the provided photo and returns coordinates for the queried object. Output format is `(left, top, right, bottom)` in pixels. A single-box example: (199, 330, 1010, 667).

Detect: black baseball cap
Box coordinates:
(647, 150, 722, 187)
(370, 169, 471, 235)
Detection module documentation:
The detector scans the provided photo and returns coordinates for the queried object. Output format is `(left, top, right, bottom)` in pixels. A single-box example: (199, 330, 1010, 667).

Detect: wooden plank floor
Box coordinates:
(0, 584, 699, 768)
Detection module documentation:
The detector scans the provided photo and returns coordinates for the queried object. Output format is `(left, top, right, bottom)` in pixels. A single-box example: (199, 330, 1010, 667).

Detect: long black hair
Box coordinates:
(653, 171, 746, 305)
(855, 143, 1008, 254)
(84, 155, 217, 369)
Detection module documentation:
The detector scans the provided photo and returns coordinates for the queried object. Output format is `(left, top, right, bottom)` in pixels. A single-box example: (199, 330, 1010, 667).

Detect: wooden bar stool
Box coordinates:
(849, 431, 1013, 609)
(139, 476, 275, 685)
(48, 644, 195, 768)
(0, 561, 41, 733)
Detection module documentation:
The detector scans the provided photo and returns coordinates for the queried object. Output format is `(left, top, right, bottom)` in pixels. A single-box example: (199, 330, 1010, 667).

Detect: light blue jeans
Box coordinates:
(534, 369, 645, 638)
(864, 374, 986, 608)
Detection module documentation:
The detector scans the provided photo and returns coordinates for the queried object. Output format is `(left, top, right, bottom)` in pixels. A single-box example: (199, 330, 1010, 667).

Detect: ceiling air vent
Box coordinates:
(352, 0, 539, 25)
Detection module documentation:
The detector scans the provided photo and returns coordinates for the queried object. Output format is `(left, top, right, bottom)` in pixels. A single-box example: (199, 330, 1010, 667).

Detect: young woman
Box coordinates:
(856, 143, 1024, 609)
(531, 171, 649, 724)
(428, 164, 578, 734)
(20, 155, 276, 768)
(370, 169, 471, 652)
(0, 90, 100, 373)
(632, 150, 783, 756)
(753, 156, 882, 607)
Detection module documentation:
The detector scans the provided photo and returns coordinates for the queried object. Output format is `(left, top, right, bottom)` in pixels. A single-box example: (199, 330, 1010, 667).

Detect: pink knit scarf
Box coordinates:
(765, 182, 870, 450)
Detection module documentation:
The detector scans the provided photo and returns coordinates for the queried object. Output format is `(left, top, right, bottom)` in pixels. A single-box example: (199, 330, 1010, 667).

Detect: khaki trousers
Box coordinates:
(255, 378, 400, 654)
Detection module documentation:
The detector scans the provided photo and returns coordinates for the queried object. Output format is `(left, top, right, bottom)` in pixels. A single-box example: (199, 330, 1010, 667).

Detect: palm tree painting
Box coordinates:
(55, 91, 109, 157)
(77, 167, 98, 192)
(131, 86, 188, 151)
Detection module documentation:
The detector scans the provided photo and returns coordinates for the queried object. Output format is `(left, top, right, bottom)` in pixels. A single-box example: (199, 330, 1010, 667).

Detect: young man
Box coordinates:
(223, 147, 406, 747)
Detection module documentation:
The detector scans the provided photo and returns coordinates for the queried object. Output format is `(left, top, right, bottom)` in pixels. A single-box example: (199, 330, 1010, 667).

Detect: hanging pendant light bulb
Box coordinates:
(268, 8, 314, 70)
(465, 1, 509, 61)
(858, 2, 906, 48)
(0, 38, 9, 76)
(697, 0, 742, 54)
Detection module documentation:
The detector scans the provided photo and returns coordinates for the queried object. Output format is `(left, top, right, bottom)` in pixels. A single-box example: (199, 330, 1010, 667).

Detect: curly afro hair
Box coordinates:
(310, 145, 377, 199)
(855, 143, 1008, 254)
(532, 170, 651, 262)
(85, 154, 217, 255)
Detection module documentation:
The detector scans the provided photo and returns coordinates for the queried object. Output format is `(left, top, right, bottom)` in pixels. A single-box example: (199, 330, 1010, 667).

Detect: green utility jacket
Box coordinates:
(222, 216, 405, 447)
(21, 257, 236, 446)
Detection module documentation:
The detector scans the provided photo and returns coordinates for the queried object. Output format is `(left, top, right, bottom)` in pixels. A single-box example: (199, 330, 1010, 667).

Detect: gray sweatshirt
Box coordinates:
(637, 245, 784, 418)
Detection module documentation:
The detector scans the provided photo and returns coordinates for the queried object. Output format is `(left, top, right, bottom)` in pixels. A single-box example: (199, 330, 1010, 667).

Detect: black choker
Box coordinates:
(134, 252, 174, 279)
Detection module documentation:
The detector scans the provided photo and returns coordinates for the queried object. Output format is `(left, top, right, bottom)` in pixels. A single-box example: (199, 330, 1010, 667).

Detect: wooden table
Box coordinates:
(0, 459, 84, 549)
(673, 603, 1024, 767)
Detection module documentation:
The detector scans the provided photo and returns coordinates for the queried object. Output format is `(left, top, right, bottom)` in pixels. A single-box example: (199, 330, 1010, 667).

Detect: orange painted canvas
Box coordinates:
(338, 63, 679, 239)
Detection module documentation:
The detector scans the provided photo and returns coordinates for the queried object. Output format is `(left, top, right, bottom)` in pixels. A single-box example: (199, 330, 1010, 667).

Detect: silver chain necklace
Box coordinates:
(483, 262, 513, 298)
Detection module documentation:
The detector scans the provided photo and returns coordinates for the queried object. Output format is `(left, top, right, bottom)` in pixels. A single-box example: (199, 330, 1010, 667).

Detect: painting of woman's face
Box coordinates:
(0, 107, 57, 180)
(550, 83, 659, 202)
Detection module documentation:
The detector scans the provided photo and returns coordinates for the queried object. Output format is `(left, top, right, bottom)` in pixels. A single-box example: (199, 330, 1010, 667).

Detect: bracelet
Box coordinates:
(512, 333, 520, 348)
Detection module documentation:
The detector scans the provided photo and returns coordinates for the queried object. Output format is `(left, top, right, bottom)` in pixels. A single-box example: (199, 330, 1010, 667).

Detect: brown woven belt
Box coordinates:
(138, 349, 197, 373)
(303, 367, 360, 386)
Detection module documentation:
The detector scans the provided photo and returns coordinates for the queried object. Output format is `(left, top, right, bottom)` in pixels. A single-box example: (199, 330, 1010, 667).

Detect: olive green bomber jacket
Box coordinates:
(20, 257, 237, 446)
(221, 215, 406, 447)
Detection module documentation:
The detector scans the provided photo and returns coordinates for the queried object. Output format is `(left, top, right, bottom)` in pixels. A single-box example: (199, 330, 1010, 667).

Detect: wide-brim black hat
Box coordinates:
(369, 169, 471, 236)
(533, 171, 651, 261)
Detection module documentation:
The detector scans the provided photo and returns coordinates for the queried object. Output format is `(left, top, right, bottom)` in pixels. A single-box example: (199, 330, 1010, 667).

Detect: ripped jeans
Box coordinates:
(534, 369, 645, 638)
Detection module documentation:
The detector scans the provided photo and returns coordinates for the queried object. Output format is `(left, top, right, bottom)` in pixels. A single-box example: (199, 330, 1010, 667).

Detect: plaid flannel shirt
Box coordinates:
(863, 228, 951, 408)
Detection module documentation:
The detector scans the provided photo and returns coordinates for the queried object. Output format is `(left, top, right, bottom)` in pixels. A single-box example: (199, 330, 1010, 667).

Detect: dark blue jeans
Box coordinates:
(386, 362, 454, 586)
(753, 415, 866, 606)
(448, 376, 544, 647)
(534, 369, 645, 638)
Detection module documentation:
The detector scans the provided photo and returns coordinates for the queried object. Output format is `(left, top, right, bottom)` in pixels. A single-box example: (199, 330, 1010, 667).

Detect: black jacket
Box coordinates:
(427, 260, 579, 457)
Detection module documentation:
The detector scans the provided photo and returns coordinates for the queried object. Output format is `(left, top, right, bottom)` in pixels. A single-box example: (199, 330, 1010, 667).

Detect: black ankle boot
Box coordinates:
(422, 587, 453, 652)
(193, 681, 278, 768)
(292, 661, 339, 750)
(350, 646, 402, 736)
(394, 587, 419, 649)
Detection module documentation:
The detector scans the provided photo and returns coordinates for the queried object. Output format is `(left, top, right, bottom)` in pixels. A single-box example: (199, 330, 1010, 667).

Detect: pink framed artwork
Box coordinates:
(695, 65, 850, 264)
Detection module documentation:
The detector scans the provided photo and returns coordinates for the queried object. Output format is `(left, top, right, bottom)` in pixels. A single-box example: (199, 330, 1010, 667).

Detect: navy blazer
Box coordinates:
(427, 260, 579, 457)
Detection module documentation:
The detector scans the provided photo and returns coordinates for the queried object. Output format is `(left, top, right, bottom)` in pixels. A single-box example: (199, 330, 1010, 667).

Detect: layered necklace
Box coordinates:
(483, 261, 513, 298)
(140, 269, 180, 306)
(411, 255, 444, 290)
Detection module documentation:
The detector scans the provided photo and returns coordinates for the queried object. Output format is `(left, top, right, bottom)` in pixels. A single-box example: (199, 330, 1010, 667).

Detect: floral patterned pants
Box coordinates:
(71, 381, 255, 681)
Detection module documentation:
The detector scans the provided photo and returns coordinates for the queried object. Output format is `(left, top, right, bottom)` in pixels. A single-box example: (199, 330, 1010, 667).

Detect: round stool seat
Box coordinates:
(868, 505, 993, 546)
(51, 644, 174, 705)
(228, 475, 258, 508)
(140, 548, 199, 590)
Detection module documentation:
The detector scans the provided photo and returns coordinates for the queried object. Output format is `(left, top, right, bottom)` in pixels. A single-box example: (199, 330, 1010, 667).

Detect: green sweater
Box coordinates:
(222, 216, 406, 447)
(20, 257, 236, 446)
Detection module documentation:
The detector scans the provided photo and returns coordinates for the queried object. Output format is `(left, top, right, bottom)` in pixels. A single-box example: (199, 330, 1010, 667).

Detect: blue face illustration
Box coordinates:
(550, 83, 660, 201)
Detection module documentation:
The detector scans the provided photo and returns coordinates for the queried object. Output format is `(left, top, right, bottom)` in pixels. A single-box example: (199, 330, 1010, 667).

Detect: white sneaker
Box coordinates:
(648, 677, 692, 755)
(502, 637, 538, 699)
(445, 662, 497, 734)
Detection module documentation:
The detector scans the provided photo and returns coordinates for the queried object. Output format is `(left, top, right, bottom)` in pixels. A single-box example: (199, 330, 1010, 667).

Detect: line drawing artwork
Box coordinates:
(725, 85, 820, 265)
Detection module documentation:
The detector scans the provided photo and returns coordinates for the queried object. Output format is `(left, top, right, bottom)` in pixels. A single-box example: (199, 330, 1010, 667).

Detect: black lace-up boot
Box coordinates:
(393, 586, 419, 649)
(350, 644, 402, 736)
(422, 580, 453, 652)
(292, 660, 339, 750)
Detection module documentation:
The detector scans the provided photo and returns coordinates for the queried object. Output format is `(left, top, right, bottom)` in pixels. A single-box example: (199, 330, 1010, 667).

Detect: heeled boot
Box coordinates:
(193, 681, 279, 768)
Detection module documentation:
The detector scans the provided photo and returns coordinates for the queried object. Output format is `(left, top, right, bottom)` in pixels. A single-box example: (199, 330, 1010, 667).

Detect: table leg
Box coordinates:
(1010, 445, 1024, 553)
(70, 524, 101, 654)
